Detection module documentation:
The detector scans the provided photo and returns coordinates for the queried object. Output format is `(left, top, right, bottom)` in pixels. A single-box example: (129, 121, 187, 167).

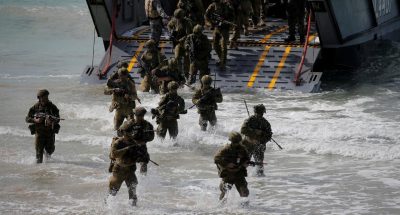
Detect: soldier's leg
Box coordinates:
(219, 29, 230, 67)
(219, 179, 233, 201)
(156, 120, 168, 139)
(199, 113, 208, 131)
(140, 75, 151, 92)
(138, 145, 149, 175)
(254, 143, 266, 176)
(285, 5, 296, 41)
(209, 111, 217, 127)
(35, 135, 45, 163)
(234, 177, 249, 197)
(168, 119, 179, 139)
(125, 168, 138, 206)
(297, 7, 306, 43)
(114, 109, 125, 131)
(252, 0, 261, 26)
(230, 15, 241, 49)
(108, 166, 125, 196)
(44, 134, 55, 157)
(183, 54, 190, 78)
(188, 63, 198, 85)
(198, 60, 210, 82)
(150, 19, 163, 46)
(213, 30, 222, 62)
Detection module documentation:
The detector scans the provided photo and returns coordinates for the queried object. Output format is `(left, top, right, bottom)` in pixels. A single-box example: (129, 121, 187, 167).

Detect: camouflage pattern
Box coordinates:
(214, 133, 250, 200)
(155, 58, 185, 94)
(177, 0, 205, 26)
(26, 99, 60, 163)
(104, 74, 138, 130)
(205, 1, 235, 68)
(184, 25, 212, 84)
(145, 0, 168, 45)
(167, 9, 193, 78)
(139, 44, 167, 93)
(240, 111, 272, 175)
(192, 76, 223, 131)
(154, 90, 185, 139)
(230, 0, 252, 48)
(286, 0, 306, 42)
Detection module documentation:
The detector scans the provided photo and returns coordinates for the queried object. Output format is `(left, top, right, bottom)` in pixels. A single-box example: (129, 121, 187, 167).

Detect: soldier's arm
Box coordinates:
(178, 96, 185, 113)
(167, 19, 174, 32)
(192, 90, 202, 105)
(154, 0, 168, 19)
(104, 86, 114, 95)
(144, 122, 155, 142)
(25, 106, 36, 123)
(129, 81, 138, 100)
(204, 4, 215, 23)
(240, 118, 257, 136)
(214, 148, 229, 167)
(111, 141, 133, 158)
(214, 88, 223, 103)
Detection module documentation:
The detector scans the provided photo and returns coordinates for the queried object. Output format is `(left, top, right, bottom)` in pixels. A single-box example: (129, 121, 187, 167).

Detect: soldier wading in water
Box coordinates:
(26, 89, 61, 163)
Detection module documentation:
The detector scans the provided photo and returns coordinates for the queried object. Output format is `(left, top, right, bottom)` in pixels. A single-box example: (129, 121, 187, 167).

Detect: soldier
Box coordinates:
(152, 81, 186, 139)
(108, 123, 147, 206)
(214, 132, 250, 204)
(177, 0, 205, 26)
(167, 8, 193, 78)
(153, 57, 185, 94)
(284, 0, 306, 43)
(240, 104, 272, 177)
(185, 24, 212, 85)
(26, 90, 61, 163)
(205, 0, 235, 69)
(107, 61, 129, 82)
(104, 68, 139, 131)
(250, 0, 262, 27)
(139, 39, 167, 93)
(192, 75, 223, 131)
(145, 0, 169, 46)
(117, 107, 155, 176)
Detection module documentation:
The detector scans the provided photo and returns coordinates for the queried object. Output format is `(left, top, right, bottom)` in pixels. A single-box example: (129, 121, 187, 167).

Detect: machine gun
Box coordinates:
(210, 13, 237, 27)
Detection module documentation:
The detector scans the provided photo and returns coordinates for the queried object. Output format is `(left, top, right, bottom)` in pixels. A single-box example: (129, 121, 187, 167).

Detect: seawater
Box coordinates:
(0, 1, 399, 214)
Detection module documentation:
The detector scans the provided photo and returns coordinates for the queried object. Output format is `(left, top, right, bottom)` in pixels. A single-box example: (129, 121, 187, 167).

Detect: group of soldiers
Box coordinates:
(25, 83, 273, 206)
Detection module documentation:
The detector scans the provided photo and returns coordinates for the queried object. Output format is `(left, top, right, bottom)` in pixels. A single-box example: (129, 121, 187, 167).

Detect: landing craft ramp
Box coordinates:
(83, 20, 322, 92)
(82, 0, 322, 92)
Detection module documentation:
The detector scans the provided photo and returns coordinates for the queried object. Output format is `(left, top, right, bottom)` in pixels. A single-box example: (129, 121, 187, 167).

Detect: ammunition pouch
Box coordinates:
(28, 124, 36, 135)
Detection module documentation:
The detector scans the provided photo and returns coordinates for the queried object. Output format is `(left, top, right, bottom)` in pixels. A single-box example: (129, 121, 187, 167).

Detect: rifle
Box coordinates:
(243, 100, 283, 150)
(189, 88, 220, 109)
(34, 113, 64, 121)
(247, 161, 268, 167)
(211, 13, 237, 27)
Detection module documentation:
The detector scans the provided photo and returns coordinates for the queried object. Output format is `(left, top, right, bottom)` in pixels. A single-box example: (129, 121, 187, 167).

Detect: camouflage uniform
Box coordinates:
(205, 0, 235, 68)
(139, 40, 167, 93)
(145, 0, 169, 45)
(153, 82, 186, 139)
(26, 90, 60, 163)
(285, 0, 306, 43)
(251, 0, 261, 26)
(214, 132, 250, 201)
(117, 107, 155, 175)
(104, 68, 138, 131)
(154, 58, 185, 94)
(177, 0, 205, 26)
(167, 9, 193, 78)
(185, 25, 212, 84)
(192, 75, 223, 131)
(240, 104, 272, 176)
(108, 123, 148, 206)
(230, 0, 252, 49)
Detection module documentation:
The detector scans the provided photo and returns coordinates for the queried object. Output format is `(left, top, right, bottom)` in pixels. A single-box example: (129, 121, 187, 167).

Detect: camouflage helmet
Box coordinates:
(134, 107, 147, 116)
(228, 131, 242, 143)
(37, 89, 49, 98)
(117, 61, 129, 69)
(145, 39, 156, 48)
(174, 8, 185, 19)
(201, 75, 213, 85)
(193, 24, 203, 34)
(167, 81, 179, 90)
(254, 104, 266, 114)
(118, 68, 129, 77)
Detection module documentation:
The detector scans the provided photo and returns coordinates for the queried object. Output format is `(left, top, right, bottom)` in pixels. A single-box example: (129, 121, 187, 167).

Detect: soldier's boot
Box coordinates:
(128, 186, 138, 206)
(140, 162, 147, 175)
(284, 35, 296, 43)
(200, 121, 207, 131)
(36, 150, 43, 164)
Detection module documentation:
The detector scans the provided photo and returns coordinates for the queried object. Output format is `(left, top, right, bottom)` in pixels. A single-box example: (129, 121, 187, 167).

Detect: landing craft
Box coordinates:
(82, 0, 400, 92)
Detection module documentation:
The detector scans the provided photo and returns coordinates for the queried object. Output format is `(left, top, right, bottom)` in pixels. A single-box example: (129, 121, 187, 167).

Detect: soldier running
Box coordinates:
(26, 89, 61, 163)
(214, 132, 250, 204)
(240, 104, 272, 177)
(104, 68, 139, 131)
(185, 24, 212, 85)
(139, 39, 167, 93)
(108, 123, 148, 206)
(192, 75, 223, 131)
(117, 107, 155, 175)
(152, 81, 186, 139)
(205, 0, 235, 69)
